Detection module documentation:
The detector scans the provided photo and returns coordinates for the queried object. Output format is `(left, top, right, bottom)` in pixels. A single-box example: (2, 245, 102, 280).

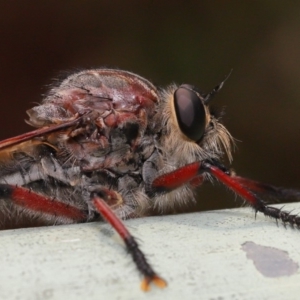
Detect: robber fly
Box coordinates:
(0, 69, 299, 291)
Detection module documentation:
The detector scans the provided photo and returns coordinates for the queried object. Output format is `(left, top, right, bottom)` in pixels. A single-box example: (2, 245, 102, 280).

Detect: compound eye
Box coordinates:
(174, 86, 206, 142)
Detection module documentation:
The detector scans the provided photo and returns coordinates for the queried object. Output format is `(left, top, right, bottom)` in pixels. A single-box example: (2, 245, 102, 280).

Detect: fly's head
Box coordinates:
(155, 75, 234, 170)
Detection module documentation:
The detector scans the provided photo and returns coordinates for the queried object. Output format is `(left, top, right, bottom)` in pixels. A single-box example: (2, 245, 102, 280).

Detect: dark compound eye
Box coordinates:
(174, 85, 206, 142)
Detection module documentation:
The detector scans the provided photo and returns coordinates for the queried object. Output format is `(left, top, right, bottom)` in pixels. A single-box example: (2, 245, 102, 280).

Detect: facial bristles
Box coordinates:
(159, 85, 235, 164)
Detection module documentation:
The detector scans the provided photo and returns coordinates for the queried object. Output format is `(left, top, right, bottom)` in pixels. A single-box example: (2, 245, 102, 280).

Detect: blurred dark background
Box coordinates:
(0, 1, 300, 214)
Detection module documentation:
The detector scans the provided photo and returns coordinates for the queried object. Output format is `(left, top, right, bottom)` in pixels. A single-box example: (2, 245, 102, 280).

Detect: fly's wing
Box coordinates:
(0, 117, 82, 151)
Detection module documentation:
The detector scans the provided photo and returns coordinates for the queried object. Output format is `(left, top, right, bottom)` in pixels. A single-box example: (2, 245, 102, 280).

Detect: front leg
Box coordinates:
(152, 160, 300, 227)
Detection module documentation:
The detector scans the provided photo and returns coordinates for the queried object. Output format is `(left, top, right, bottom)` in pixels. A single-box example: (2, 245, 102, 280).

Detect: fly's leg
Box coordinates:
(0, 184, 87, 222)
(205, 163, 300, 227)
(0, 184, 166, 290)
(91, 193, 167, 291)
(152, 161, 300, 227)
(151, 162, 206, 194)
(231, 175, 300, 200)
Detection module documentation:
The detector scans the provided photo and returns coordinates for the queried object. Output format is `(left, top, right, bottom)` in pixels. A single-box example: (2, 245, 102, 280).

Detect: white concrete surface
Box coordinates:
(1, 203, 300, 300)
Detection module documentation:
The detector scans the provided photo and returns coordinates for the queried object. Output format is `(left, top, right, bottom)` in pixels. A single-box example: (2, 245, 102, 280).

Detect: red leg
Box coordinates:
(232, 176, 300, 201)
(152, 160, 300, 227)
(0, 184, 87, 222)
(93, 196, 167, 291)
(152, 162, 202, 192)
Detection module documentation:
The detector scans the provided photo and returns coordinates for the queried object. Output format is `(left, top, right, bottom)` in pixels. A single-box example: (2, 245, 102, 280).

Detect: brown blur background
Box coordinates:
(0, 1, 300, 214)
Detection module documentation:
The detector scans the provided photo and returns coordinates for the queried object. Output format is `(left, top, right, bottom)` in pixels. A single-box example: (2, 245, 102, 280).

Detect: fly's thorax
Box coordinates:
(27, 69, 159, 127)
(25, 69, 162, 175)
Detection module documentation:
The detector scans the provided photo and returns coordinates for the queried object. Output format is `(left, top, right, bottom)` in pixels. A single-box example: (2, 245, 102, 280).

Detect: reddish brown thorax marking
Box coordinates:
(103, 112, 138, 128)
(103, 113, 118, 127)
(60, 90, 89, 114)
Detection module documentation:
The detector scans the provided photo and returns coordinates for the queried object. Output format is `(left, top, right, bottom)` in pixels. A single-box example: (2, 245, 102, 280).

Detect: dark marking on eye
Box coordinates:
(174, 86, 206, 142)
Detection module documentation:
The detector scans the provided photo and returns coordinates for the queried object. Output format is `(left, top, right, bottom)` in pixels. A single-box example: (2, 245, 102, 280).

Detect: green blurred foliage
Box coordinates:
(0, 1, 300, 213)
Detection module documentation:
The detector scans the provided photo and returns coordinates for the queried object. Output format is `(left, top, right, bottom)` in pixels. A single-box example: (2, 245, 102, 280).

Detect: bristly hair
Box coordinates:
(158, 84, 235, 165)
